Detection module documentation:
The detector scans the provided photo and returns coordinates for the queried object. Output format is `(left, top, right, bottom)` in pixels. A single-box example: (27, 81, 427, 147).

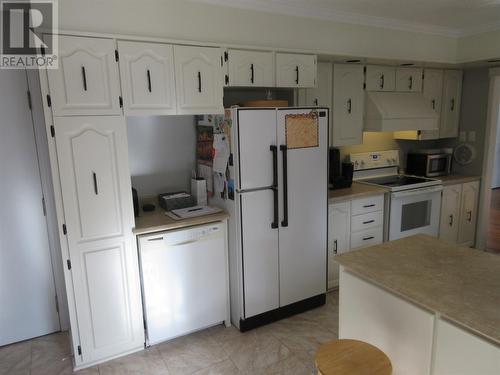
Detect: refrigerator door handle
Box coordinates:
(280, 145, 288, 227)
(270, 145, 279, 229)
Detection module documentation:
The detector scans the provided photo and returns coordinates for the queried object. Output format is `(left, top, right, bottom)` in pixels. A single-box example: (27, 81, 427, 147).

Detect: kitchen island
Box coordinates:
(336, 234, 500, 375)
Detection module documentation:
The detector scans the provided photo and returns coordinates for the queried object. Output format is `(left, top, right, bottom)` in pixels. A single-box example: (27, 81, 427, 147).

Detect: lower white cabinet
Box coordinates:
(54, 116, 144, 368)
(328, 194, 384, 289)
(439, 180, 480, 246)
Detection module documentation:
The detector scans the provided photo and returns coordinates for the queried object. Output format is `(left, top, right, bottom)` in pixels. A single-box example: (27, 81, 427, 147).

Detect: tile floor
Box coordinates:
(0, 291, 338, 375)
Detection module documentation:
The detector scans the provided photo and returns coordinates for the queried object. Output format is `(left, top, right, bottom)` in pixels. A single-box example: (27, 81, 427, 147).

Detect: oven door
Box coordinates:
(389, 185, 442, 240)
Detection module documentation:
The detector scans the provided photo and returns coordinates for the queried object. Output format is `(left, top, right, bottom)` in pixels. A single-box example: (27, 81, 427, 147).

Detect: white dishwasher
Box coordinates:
(138, 222, 229, 346)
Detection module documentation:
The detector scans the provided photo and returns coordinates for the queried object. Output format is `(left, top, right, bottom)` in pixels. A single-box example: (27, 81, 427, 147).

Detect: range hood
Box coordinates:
(364, 91, 439, 132)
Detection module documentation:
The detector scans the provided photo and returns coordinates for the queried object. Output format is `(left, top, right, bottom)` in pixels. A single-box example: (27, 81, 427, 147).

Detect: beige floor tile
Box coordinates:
(221, 329, 291, 372)
(0, 340, 31, 375)
(204, 324, 244, 346)
(246, 354, 317, 375)
(157, 331, 228, 375)
(191, 359, 240, 375)
(98, 346, 169, 375)
(30, 332, 75, 375)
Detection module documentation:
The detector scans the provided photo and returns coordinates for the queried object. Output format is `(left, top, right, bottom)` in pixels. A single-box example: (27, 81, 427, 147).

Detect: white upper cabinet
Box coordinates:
(365, 65, 396, 91)
(118, 41, 176, 115)
(440, 70, 463, 138)
(332, 64, 365, 146)
(276, 53, 317, 88)
(46, 35, 121, 116)
(396, 67, 423, 92)
(174, 45, 224, 115)
(458, 181, 480, 246)
(226, 49, 274, 87)
(297, 62, 332, 107)
(418, 69, 444, 140)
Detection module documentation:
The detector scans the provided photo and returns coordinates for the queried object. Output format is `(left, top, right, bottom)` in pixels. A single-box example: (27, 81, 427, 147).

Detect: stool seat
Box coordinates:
(315, 339, 392, 375)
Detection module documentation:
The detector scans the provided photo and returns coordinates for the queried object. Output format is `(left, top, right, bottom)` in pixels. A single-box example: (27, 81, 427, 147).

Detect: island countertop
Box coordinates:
(335, 234, 500, 345)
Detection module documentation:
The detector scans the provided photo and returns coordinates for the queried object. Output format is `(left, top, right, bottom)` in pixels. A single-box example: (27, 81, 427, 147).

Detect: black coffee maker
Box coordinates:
(329, 147, 353, 190)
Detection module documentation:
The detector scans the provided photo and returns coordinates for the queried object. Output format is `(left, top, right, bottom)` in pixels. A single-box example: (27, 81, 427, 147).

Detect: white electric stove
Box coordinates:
(349, 150, 443, 240)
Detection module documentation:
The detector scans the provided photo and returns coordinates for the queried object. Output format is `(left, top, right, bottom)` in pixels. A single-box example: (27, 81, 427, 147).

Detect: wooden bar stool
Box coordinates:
(315, 339, 392, 375)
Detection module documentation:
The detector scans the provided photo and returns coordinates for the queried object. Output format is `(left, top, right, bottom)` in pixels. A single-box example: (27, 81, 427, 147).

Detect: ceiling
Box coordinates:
(190, 0, 500, 37)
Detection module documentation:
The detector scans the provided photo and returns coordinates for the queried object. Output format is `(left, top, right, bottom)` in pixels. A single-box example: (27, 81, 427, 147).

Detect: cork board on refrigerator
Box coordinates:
(285, 112, 319, 149)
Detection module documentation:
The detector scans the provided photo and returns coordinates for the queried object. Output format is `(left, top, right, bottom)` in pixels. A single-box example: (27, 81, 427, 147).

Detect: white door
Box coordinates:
(420, 69, 444, 140)
(240, 190, 279, 318)
(277, 108, 328, 306)
(458, 181, 480, 246)
(46, 35, 121, 116)
(0, 69, 60, 346)
(55, 116, 144, 364)
(440, 70, 463, 138)
(297, 62, 332, 106)
(439, 184, 461, 243)
(332, 64, 365, 146)
(236, 109, 277, 190)
(365, 65, 396, 91)
(174, 45, 224, 114)
(227, 49, 274, 87)
(118, 41, 176, 115)
(276, 53, 317, 88)
(396, 68, 423, 92)
(328, 202, 350, 289)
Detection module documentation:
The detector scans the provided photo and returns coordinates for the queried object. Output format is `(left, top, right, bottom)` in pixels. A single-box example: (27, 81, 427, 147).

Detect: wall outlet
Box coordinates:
(468, 131, 476, 142)
(459, 131, 467, 142)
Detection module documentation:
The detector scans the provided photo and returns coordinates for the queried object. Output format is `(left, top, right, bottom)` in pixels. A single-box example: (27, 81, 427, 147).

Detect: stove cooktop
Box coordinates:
(358, 174, 442, 191)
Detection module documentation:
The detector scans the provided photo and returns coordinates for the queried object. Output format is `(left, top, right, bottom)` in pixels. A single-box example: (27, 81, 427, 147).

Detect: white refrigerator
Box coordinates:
(216, 107, 328, 330)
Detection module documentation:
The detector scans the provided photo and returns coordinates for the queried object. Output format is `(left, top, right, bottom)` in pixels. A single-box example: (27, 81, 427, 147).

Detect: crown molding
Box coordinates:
(189, 0, 500, 38)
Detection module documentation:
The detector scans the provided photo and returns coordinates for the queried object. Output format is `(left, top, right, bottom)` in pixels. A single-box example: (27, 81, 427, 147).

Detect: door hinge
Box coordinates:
(42, 197, 47, 216)
(115, 49, 119, 62)
(50, 125, 55, 138)
(224, 50, 228, 62)
(225, 75, 229, 85)
(54, 295, 59, 313)
(66, 259, 72, 270)
(77, 345, 82, 356)
(46, 94, 51, 107)
(27, 90, 32, 110)
(62, 224, 67, 235)
(119, 96, 123, 108)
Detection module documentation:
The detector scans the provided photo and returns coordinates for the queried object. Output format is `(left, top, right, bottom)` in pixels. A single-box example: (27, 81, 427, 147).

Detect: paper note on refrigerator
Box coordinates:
(285, 113, 319, 149)
(213, 134, 230, 173)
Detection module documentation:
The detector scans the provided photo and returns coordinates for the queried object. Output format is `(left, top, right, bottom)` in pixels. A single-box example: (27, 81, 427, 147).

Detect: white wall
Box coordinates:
(457, 30, 500, 63)
(493, 115, 500, 188)
(127, 116, 197, 197)
(59, 0, 459, 64)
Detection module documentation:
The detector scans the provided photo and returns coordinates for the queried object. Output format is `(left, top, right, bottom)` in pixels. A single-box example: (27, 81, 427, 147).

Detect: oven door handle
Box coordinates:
(391, 185, 443, 199)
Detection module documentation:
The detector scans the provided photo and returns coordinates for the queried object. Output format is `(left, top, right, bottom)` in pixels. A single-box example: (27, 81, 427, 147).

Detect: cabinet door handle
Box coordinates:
(334, 239, 338, 254)
(363, 236, 375, 241)
(280, 145, 288, 227)
(379, 74, 385, 89)
(347, 98, 352, 114)
(147, 69, 152, 92)
(198, 71, 202, 92)
(362, 219, 375, 224)
(431, 99, 436, 110)
(295, 66, 299, 85)
(270, 145, 278, 229)
(467, 210, 472, 222)
(363, 204, 376, 208)
(450, 98, 455, 111)
(250, 63, 254, 84)
(449, 214, 453, 226)
(92, 172, 98, 195)
(81, 66, 87, 91)
(314, 98, 318, 106)
(408, 76, 413, 90)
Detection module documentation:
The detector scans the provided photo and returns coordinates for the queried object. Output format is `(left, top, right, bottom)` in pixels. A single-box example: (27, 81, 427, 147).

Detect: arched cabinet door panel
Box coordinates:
(118, 41, 176, 115)
(46, 35, 121, 116)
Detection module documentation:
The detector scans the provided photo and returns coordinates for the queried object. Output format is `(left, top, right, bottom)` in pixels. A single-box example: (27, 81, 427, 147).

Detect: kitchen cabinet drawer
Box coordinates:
(351, 227, 383, 249)
(351, 211, 383, 233)
(351, 195, 384, 216)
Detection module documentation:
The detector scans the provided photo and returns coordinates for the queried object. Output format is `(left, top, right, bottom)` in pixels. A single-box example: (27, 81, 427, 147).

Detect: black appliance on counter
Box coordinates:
(329, 147, 353, 190)
(132, 187, 139, 217)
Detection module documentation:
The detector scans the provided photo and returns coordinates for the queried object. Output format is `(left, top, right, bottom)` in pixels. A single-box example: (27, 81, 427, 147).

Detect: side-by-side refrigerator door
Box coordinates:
(235, 108, 276, 190)
(277, 108, 328, 307)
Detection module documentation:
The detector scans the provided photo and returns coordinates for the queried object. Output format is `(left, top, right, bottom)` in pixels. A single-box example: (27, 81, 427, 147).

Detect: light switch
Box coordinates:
(459, 131, 467, 142)
(468, 131, 476, 142)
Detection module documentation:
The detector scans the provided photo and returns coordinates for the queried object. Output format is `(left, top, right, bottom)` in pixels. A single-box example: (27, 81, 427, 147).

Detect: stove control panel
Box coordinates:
(349, 150, 400, 171)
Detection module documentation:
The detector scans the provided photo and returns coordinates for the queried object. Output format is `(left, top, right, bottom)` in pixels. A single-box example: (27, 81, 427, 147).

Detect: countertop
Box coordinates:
(438, 174, 481, 186)
(329, 182, 388, 204)
(133, 207, 229, 235)
(336, 234, 500, 345)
